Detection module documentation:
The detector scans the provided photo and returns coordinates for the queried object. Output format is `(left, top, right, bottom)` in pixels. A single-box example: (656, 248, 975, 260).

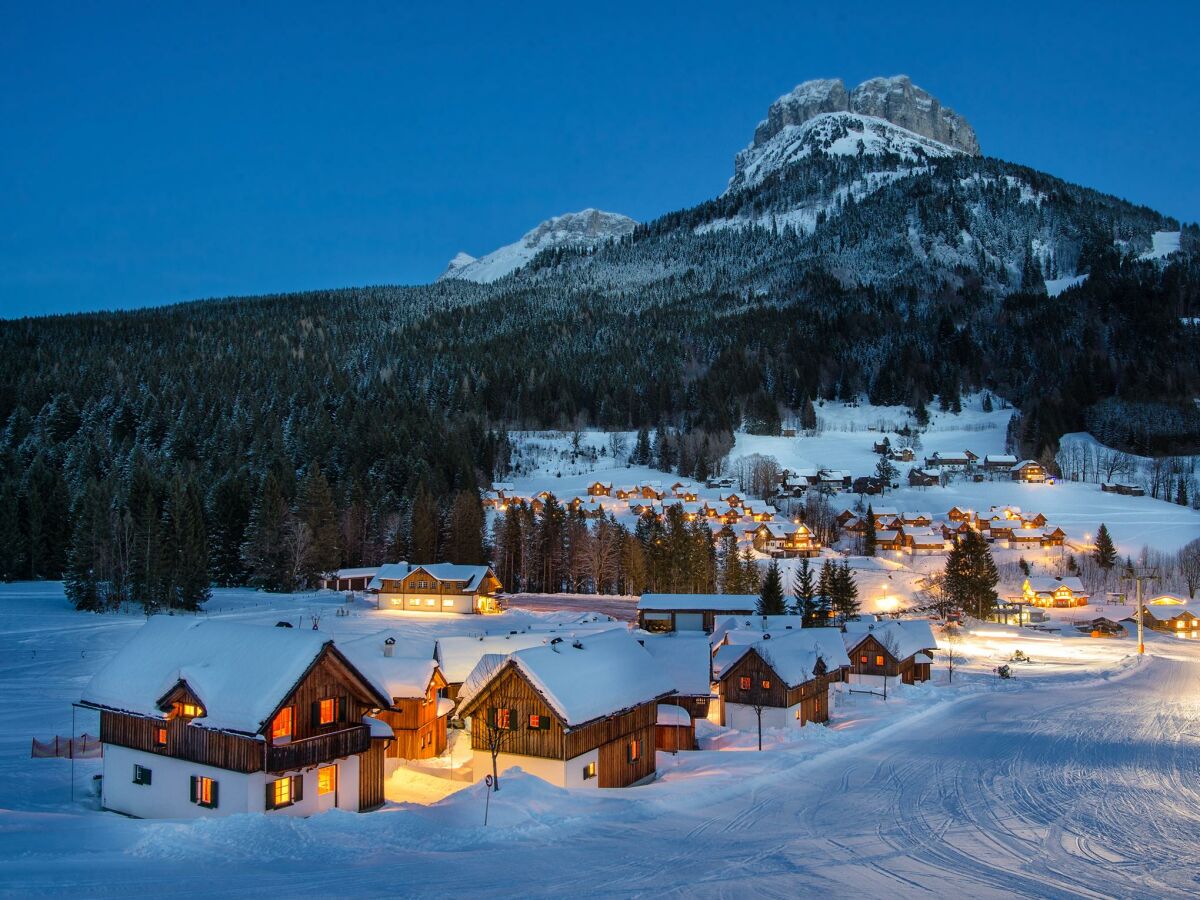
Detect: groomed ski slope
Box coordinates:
(2, 582, 1200, 897)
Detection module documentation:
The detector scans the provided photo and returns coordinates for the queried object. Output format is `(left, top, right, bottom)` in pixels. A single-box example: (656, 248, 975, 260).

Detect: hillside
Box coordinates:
(0, 74, 1197, 584)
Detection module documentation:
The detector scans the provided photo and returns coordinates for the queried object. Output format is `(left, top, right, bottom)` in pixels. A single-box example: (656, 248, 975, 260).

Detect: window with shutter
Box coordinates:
(489, 707, 514, 730)
(318, 766, 336, 795)
(270, 777, 291, 809)
(760, 679, 771, 690)
(738, 676, 751, 691)
(133, 765, 152, 785)
(154, 727, 167, 749)
(291, 774, 303, 803)
(875, 655, 885, 667)
(582, 761, 597, 780)
(193, 776, 217, 808)
(317, 698, 336, 725)
(271, 707, 293, 741)
(628, 739, 641, 763)
(527, 713, 550, 730)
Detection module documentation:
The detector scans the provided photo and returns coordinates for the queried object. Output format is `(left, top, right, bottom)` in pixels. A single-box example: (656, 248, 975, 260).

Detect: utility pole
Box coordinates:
(1131, 568, 1160, 656)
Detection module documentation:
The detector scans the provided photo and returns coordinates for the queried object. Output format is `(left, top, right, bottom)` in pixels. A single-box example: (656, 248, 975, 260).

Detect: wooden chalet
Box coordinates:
(900, 511, 933, 527)
(875, 529, 906, 552)
(905, 529, 948, 554)
(946, 505, 971, 522)
(638, 593, 759, 633)
(713, 631, 849, 732)
(368, 562, 502, 614)
(1011, 460, 1048, 483)
(924, 450, 978, 470)
(456, 631, 675, 788)
(889, 447, 916, 463)
(80, 618, 394, 819)
(1022, 576, 1089, 607)
(842, 620, 937, 686)
(852, 476, 884, 495)
(908, 468, 940, 487)
(983, 454, 1018, 472)
(1100, 481, 1146, 497)
(338, 633, 454, 763)
(752, 522, 820, 558)
(587, 480, 613, 497)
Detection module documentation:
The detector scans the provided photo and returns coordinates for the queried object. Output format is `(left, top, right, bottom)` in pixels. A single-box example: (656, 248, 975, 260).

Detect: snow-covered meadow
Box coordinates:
(4, 582, 1200, 896)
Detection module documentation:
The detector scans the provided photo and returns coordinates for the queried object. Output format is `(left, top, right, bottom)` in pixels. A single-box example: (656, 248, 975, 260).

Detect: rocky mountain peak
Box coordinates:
(750, 75, 980, 157)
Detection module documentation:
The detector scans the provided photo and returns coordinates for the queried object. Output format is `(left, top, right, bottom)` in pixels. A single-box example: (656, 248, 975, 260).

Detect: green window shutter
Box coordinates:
(310, 701, 320, 728)
(190, 775, 198, 803)
(338, 696, 347, 723)
(292, 774, 304, 803)
(265, 782, 275, 811)
(210, 780, 218, 809)
(487, 707, 496, 728)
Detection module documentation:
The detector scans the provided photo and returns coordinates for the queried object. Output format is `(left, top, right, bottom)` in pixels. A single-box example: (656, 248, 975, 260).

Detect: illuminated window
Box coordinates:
(582, 761, 597, 780)
(860, 655, 868, 665)
(875, 655, 885, 667)
(442, 598, 455, 607)
(133, 765, 152, 785)
(181, 703, 202, 717)
(155, 727, 167, 748)
(528, 713, 550, 730)
(268, 775, 302, 809)
(795, 709, 803, 720)
(490, 707, 514, 730)
(761, 679, 771, 690)
(191, 775, 217, 808)
(425, 598, 436, 607)
(318, 767, 336, 795)
(738, 676, 751, 691)
(628, 739, 641, 763)
(271, 707, 293, 740)
(318, 698, 337, 725)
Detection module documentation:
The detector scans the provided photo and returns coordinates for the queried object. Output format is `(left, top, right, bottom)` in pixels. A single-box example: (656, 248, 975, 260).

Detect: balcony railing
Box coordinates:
(265, 724, 371, 772)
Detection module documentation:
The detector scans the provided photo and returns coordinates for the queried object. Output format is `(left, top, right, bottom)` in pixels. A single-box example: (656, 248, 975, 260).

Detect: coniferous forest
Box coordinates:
(1, 150, 1197, 605)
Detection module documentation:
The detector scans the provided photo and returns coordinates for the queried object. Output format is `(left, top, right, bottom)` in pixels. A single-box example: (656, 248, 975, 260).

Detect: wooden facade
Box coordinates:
(377, 668, 449, 760)
(460, 663, 660, 788)
(846, 634, 930, 685)
(655, 721, 695, 753)
(717, 648, 831, 726)
(358, 738, 387, 812)
(100, 709, 263, 773)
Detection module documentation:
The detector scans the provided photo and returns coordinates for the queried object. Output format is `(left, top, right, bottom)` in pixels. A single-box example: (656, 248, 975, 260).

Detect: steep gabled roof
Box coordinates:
(337, 632, 441, 701)
(638, 633, 713, 697)
(81, 618, 388, 735)
(459, 631, 675, 728)
(842, 619, 937, 660)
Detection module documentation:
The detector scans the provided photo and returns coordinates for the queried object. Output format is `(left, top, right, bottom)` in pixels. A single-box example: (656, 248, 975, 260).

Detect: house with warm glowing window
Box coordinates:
(1011, 460, 1048, 483)
(713, 631, 848, 732)
(368, 562, 502, 614)
(338, 633, 454, 766)
(638, 593, 760, 633)
(79, 618, 394, 820)
(842, 620, 937, 686)
(456, 631, 675, 788)
(587, 480, 613, 497)
(1022, 576, 1089, 607)
(638, 633, 715, 750)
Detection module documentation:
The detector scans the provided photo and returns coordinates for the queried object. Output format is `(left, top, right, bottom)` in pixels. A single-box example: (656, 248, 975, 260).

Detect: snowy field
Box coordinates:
(4, 582, 1200, 896)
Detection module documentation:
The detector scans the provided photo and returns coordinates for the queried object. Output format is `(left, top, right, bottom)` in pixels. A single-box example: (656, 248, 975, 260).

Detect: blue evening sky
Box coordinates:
(1, 2, 1197, 318)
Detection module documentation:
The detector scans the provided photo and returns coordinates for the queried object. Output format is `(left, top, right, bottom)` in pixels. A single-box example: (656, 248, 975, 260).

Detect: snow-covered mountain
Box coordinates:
(729, 75, 977, 193)
(439, 209, 636, 283)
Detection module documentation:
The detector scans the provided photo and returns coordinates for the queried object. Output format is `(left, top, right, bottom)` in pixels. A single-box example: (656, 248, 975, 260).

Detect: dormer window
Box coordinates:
(178, 702, 203, 718)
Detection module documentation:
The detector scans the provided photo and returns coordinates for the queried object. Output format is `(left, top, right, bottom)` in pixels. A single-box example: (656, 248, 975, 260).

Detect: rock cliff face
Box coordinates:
(749, 75, 979, 157)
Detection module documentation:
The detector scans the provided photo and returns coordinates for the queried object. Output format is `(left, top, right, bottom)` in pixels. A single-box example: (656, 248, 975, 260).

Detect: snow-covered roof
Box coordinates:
(639, 593, 759, 612)
(984, 454, 1017, 464)
(337, 632, 440, 701)
(363, 715, 394, 739)
(638, 633, 713, 697)
(715, 632, 827, 689)
(369, 562, 492, 592)
(436, 633, 554, 683)
(462, 631, 676, 728)
(331, 566, 381, 579)
(842, 619, 937, 660)
(657, 704, 692, 727)
(715, 626, 851, 678)
(81, 618, 384, 735)
(1025, 576, 1086, 594)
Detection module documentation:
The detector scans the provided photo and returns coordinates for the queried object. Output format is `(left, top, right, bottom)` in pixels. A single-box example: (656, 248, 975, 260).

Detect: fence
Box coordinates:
(32, 734, 102, 759)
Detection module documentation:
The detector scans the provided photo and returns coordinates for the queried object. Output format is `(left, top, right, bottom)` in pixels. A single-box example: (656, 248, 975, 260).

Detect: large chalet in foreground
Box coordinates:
(80, 619, 394, 819)
(456, 631, 675, 788)
(368, 562, 502, 614)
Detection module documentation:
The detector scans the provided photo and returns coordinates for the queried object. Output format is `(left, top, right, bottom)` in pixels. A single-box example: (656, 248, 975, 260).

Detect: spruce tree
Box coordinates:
(831, 560, 861, 623)
(207, 472, 251, 586)
(296, 463, 340, 583)
(814, 558, 835, 625)
(1093, 523, 1117, 570)
(65, 479, 106, 612)
(791, 556, 815, 618)
(739, 547, 758, 595)
(127, 461, 162, 605)
(632, 427, 652, 466)
(159, 476, 210, 610)
(242, 472, 290, 590)
(447, 490, 486, 564)
(945, 530, 999, 619)
(718, 533, 742, 593)
(409, 482, 441, 562)
(757, 558, 786, 615)
(863, 504, 877, 556)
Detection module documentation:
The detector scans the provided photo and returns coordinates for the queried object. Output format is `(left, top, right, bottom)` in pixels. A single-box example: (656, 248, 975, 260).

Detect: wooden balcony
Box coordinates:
(265, 724, 371, 773)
